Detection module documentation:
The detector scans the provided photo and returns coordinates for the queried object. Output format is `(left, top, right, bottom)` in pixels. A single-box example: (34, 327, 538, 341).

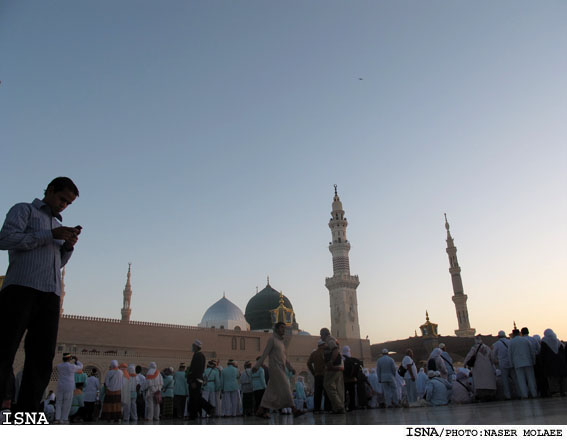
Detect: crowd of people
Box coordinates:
(2, 178, 566, 425)
(332, 326, 567, 411)
(2, 324, 567, 424)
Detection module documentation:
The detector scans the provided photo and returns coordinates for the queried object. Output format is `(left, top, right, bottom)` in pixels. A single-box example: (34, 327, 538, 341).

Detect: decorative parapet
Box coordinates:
(60, 315, 268, 335)
(324, 274, 360, 290)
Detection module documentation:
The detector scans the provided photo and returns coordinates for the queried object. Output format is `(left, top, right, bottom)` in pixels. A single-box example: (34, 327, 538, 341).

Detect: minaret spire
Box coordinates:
(444, 215, 475, 337)
(121, 263, 132, 323)
(325, 186, 361, 339)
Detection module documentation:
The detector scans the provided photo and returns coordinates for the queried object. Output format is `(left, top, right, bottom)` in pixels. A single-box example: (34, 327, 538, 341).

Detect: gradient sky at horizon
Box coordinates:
(1, 1, 566, 343)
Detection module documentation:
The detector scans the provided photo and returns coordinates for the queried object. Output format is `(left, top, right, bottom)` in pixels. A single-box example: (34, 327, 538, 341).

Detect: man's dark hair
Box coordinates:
(512, 329, 520, 337)
(320, 327, 330, 337)
(521, 327, 529, 335)
(45, 177, 79, 197)
(135, 365, 142, 374)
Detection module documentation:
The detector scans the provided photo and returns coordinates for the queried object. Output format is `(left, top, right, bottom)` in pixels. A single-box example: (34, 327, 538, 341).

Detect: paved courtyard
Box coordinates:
(89, 396, 567, 425)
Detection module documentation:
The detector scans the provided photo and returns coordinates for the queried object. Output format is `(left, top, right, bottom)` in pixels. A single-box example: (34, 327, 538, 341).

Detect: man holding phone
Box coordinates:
(0, 177, 81, 413)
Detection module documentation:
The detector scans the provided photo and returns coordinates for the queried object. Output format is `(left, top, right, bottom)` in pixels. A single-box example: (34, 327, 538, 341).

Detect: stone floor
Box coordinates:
(92, 396, 567, 425)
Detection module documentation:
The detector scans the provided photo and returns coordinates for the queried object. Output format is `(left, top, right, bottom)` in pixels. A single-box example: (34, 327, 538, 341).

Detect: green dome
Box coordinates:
(245, 283, 295, 331)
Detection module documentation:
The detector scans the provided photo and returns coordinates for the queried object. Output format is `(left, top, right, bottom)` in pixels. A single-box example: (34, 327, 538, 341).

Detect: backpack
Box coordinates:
(325, 348, 342, 366)
(427, 358, 437, 372)
(466, 344, 482, 369)
(397, 364, 407, 377)
(345, 357, 361, 378)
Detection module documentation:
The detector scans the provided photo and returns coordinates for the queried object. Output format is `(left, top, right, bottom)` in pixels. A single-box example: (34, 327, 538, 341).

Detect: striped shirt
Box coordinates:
(0, 198, 73, 295)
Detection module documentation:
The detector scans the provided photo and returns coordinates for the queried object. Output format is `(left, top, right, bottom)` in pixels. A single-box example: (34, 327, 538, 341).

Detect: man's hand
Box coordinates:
(52, 226, 81, 241)
(63, 235, 79, 251)
(53, 226, 81, 250)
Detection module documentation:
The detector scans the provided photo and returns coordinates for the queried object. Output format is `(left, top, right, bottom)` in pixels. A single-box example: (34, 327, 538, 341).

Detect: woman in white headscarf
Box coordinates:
(451, 368, 473, 404)
(367, 368, 380, 408)
(427, 348, 448, 379)
(145, 362, 163, 421)
(101, 360, 123, 422)
(294, 376, 307, 410)
(464, 336, 496, 401)
(127, 365, 139, 421)
(416, 367, 428, 400)
(539, 329, 567, 396)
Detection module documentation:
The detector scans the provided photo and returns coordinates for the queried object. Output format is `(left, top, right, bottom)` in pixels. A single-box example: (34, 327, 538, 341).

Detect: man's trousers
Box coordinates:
(323, 370, 345, 412)
(381, 381, 399, 407)
(55, 390, 73, 422)
(0, 286, 60, 413)
(173, 394, 187, 418)
(313, 375, 331, 411)
(514, 366, 537, 398)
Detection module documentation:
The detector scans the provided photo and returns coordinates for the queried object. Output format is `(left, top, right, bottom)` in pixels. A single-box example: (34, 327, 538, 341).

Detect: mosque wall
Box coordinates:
(12, 315, 372, 395)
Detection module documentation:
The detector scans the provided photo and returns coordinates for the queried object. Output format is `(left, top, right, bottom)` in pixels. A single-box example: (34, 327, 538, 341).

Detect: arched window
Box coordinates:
(240, 337, 245, 350)
(232, 337, 237, 350)
(234, 326, 241, 331)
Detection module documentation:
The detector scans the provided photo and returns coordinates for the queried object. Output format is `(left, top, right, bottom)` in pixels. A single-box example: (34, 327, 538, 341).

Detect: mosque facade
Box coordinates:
(8, 188, 373, 394)
(6, 190, 477, 394)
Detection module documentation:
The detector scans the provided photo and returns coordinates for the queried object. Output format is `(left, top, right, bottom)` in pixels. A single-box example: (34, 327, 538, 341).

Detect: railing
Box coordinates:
(62, 314, 214, 331)
(61, 314, 259, 334)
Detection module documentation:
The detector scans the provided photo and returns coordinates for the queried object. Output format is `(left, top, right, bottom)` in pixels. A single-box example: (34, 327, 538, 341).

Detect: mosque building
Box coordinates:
(6, 189, 478, 393)
(8, 187, 372, 394)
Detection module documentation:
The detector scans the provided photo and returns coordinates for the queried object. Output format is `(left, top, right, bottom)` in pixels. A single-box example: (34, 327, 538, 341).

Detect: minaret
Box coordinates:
(325, 185, 361, 339)
(60, 267, 66, 316)
(444, 214, 475, 337)
(121, 263, 132, 323)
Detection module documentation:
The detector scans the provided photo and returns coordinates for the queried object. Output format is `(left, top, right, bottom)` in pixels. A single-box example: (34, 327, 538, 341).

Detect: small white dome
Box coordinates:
(199, 296, 250, 331)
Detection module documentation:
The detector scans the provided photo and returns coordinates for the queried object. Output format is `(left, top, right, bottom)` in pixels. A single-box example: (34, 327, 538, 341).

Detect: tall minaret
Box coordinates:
(444, 214, 475, 337)
(121, 263, 132, 323)
(325, 186, 361, 339)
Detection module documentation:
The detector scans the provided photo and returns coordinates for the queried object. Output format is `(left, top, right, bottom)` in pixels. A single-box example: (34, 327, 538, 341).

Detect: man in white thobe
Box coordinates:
(492, 330, 514, 399)
(55, 354, 83, 423)
(439, 343, 456, 383)
(509, 329, 537, 398)
(376, 349, 398, 408)
(402, 349, 418, 403)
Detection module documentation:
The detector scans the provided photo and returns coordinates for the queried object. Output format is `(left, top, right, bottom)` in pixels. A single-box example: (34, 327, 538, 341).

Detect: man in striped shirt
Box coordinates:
(0, 177, 81, 413)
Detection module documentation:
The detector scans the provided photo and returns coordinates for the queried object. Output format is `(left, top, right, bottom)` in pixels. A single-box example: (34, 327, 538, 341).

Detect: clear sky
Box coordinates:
(1, 1, 566, 344)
